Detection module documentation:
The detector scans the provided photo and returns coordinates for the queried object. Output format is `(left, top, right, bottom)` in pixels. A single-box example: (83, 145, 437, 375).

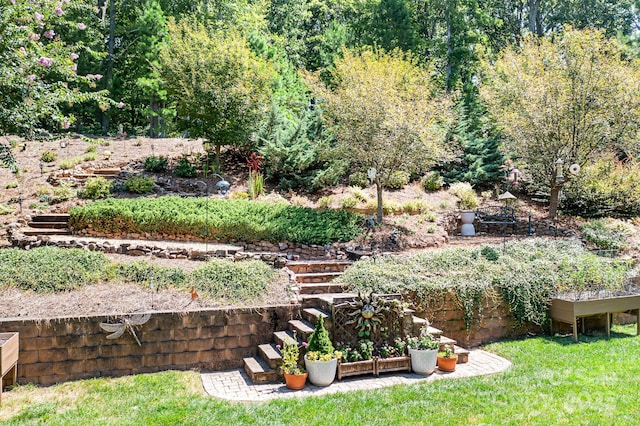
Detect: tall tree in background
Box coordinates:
(158, 18, 274, 172)
(480, 28, 640, 218)
(307, 47, 454, 223)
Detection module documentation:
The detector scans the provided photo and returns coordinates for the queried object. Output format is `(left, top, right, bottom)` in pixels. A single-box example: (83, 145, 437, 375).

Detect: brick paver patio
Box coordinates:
(201, 349, 510, 402)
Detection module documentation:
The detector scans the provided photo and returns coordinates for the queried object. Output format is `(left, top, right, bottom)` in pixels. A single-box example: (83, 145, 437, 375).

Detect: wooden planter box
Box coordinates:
(1, 332, 19, 404)
(550, 295, 640, 342)
(375, 356, 412, 375)
(337, 359, 375, 380)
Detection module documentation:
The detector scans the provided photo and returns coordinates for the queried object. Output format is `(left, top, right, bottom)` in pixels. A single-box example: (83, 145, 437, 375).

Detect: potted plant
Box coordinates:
(279, 334, 308, 390)
(437, 345, 458, 372)
(376, 337, 412, 375)
(406, 326, 439, 375)
(304, 316, 342, 386)
(336, 340, 375, 380)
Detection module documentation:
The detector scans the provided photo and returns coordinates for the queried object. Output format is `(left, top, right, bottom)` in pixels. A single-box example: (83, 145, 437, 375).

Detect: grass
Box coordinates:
(1, 325, 638, 425)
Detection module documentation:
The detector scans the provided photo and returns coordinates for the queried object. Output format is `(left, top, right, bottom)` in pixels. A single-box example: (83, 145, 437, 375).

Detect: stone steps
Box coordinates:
(258, 343, 282, 371)
(285, 260, 352, 274)
(243, 356, 278, 384)
(294, 272, 344, 284)
(298, 282, 348, 295)
(288, 319, 315, 342)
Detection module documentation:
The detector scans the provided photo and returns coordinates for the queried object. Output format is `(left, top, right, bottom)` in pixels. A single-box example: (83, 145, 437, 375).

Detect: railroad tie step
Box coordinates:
(288, 319, 315, 341)
(298, 282, 347, 295)
(453, 345, 470, 364)
(302, 307, 332, 330)
(258, 343, 283, 371)
(21, 228, 71, 236)
(243, 356, 278, 384)
(294, 272, 344, 284)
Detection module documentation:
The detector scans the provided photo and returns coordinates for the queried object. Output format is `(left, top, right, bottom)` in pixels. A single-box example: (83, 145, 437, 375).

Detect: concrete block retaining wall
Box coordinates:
(0, 305, 298, 386)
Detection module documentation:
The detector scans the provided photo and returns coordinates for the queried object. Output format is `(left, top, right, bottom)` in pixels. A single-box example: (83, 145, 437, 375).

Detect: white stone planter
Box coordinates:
(304, 356, 338, 386)
(408, 348, 438, 375)
(460, 211, 476, 236)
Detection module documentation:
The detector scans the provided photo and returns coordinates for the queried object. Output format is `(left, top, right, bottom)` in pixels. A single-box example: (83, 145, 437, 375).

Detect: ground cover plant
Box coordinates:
(337, 238, 634, 328)
(1, 325, 638, 425)
(0, 247, 275, 303)
(68, 197, 363, 245)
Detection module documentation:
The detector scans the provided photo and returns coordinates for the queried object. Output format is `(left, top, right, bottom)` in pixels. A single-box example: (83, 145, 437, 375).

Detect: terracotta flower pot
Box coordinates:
(283, 372, 308, 390)
(437, 355, 458, 372)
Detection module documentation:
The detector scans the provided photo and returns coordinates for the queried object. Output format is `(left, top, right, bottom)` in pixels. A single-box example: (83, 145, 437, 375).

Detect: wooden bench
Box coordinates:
(476, 206, 517, 235)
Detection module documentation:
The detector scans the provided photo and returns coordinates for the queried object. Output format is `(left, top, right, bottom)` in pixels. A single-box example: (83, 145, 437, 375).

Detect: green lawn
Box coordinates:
(2, 325, 639, 425)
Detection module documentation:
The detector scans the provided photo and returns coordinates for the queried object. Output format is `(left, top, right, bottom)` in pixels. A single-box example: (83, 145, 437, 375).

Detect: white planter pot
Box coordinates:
(409, 348, 438, 375)
(304, 356, 338, 386)
(460, 211, 476, 236)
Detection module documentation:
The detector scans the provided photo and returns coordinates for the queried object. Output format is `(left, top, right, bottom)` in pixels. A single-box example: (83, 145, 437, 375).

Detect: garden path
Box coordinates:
(201, 349, 510, 402)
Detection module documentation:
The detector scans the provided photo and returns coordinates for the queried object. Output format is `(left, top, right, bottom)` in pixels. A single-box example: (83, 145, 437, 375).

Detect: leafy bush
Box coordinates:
(421, 172, 443, 191)
(174, 156, 197, 178)
(0, 203, 13, 215)
(230, 191, 249, 200)
(448, 182, 480, 209)
(113, 260, 185, 289)
(337, 238, 632, 329)
(402, 199, 433, 214)
(35, 185, 53, 197)
(53, 182, 76, 202)
(580, 219, 633, 251)
(85, 145, 97, 153)
(0, 247, 109, 292)
(83, 153, 98, 161)
(144, 156, 168, 173)
(563, 155, 640, 218)
(340, 195, 359, 209)
(69, 197, 363, 245)
(187, 259, 274, 301)
(349, 171, 369, 188)
(80, 177, 112, 199)
(40, 150, 57, 163)
(385, 171, 410, 189)
(59, 157, 83, 170)
(5, 181, 18, 189)
(124, 176, 155, 194)
(348, 187, 368, 203)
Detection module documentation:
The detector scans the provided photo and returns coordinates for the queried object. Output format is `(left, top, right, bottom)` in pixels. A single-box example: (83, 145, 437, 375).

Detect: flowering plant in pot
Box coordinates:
(406, 326, 439, 375)
(437, 345, 458, 372)
(278, 333, 308, 390)
(304, 316, 342, 386)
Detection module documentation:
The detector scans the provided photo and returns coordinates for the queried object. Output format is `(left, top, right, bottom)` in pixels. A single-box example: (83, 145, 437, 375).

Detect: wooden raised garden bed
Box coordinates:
(375, 356, 412, 375)
(550, 294, 640, 342)
(1, 332, 19, 404)
(337, 359, 375, 380)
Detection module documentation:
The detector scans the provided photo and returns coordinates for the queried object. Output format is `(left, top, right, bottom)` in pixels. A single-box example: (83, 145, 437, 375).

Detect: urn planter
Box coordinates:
(408, 348, 438, 375)
(460, 211, 476, 236)
(304, 356, 338, 387)
(0, 332, 19, 404)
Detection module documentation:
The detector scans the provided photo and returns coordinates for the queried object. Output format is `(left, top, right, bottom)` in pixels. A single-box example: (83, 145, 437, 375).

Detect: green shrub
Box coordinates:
(580, 219, 633, 251)
(40, 150, 57, 163)
(349, 171, 369, 188)
(340, 195, 359, 209)
(85, 145, 97, 153)
(0, 247, 109, 292)
(59, 157, 83, 170)
(337, 238, 632, 329)
(421, 172, 443, 191)
(0, 203, 13, 215)
(83, 152, 98, 161)
(5, 181, 18, 189)
(80, 177, 112, 199)
(448, 182, 480, 209)
(35, 185, 53, 197)
(385, 171, 410, 189)
(306, 315, 334, 355)
(317, 196, 333, 209)
(144, 156, 168, 173)
(187, 259, 274, 301)
(53, 182, 76, 202)
(113, 260, 185, 289)
(563, 154, 640, 218)
(402, 199, 433, 214)
(230, 191, 249, 200)
(174, 156, 197, 178)
(69, 197, 363, 245)
(124, 176, 155, 194)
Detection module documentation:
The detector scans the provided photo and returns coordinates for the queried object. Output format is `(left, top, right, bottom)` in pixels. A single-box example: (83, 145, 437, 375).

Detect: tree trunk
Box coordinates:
(215, 144, 221, 174)
(527, 0, 542, 35)
(149, 99, 158, 138)
(376, 180, 383, 224)
(101, 0, 116, 134)
(445, 0, 453, 93)
(548, 184, 561, 219)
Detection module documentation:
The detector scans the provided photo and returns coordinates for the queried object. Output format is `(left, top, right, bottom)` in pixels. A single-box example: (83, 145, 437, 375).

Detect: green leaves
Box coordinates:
(69, 197, 362, 245)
